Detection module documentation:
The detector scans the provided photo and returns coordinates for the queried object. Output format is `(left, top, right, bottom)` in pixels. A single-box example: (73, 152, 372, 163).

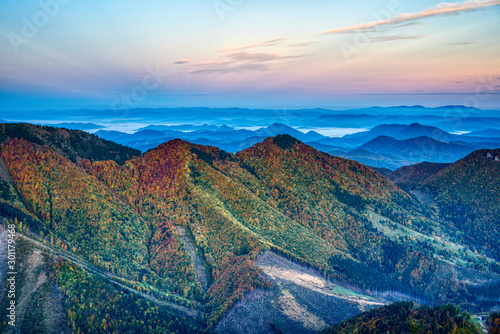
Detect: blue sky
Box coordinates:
(0, 0, 499, 111)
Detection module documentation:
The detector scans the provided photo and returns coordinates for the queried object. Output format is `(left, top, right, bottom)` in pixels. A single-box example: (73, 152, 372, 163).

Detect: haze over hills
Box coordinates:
(468, 129, 500, 137)
(83, 112, 500, 170)
(95, 123, 329, 153)
(0, 123, 499, 333)
(358, 135, 476, 164)
(2, 105, 500, 170)
(316, 122, 500, 169)
(3, 105, 499, 130)
(45, 122, 106, 131)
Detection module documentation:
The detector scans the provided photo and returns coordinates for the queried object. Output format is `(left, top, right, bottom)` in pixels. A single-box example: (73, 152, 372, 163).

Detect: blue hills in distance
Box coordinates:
(1, 105, 499, 170)
(93, 120, 500, 170)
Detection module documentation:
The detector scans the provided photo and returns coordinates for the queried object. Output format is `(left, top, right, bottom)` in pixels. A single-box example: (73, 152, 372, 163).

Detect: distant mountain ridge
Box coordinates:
(5, 118, 497, 179)
(467, 128, 500, 137)
(395, 123, 454, 141)
(96, 123, 328, 153)
(42, 122, 105, 130)
(91, 120, 500, 171)
(359, 135, 476, 163)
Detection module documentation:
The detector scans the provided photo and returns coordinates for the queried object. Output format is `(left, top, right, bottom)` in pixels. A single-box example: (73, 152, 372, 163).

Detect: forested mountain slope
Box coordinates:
(319, 301, 481, 334)
(390, 149, 500, 262)
(388, 162, 451, 191)
(0, 123, 140, 164)
(0, 128, 499, 332)
(418, 149, 500, 261)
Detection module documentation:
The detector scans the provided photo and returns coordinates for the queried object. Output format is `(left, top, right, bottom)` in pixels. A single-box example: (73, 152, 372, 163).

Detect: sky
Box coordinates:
(0, 0, 499, 111)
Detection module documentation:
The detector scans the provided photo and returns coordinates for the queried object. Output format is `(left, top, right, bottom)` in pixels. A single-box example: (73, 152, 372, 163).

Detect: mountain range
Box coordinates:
(358, 135, 475, 164)
(95, 123, 328, 153)
(93, 121, 500, 170)
(3, 105, 499, 171)
(0, 123, 499, 333)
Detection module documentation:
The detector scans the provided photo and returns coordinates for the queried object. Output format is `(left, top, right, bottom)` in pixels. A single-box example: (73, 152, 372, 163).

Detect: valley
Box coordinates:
(216, 251, 388, 334)
(366, 210, 497, 267)
(175, 226, 210, 291)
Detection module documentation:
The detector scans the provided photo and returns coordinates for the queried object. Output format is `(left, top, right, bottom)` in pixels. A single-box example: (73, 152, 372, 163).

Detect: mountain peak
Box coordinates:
(253, 123, 305, 140)
(272, 134, 301, 150)
(406, 122, 425, 128)
(267, 123, 293, 130)
(366, 135, 398, 142)
(217, 125, 234, 132)
(436, 105, 479, 110)
(243, 134, 302, 153)
(397, 123, 452, 141)
(147, 137, 189, 153)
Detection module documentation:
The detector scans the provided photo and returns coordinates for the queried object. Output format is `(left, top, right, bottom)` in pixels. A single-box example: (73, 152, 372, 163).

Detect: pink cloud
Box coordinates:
(190, 51, 307, 75)
(220, 38, 287, 52)
(322, 0, 500, 34)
